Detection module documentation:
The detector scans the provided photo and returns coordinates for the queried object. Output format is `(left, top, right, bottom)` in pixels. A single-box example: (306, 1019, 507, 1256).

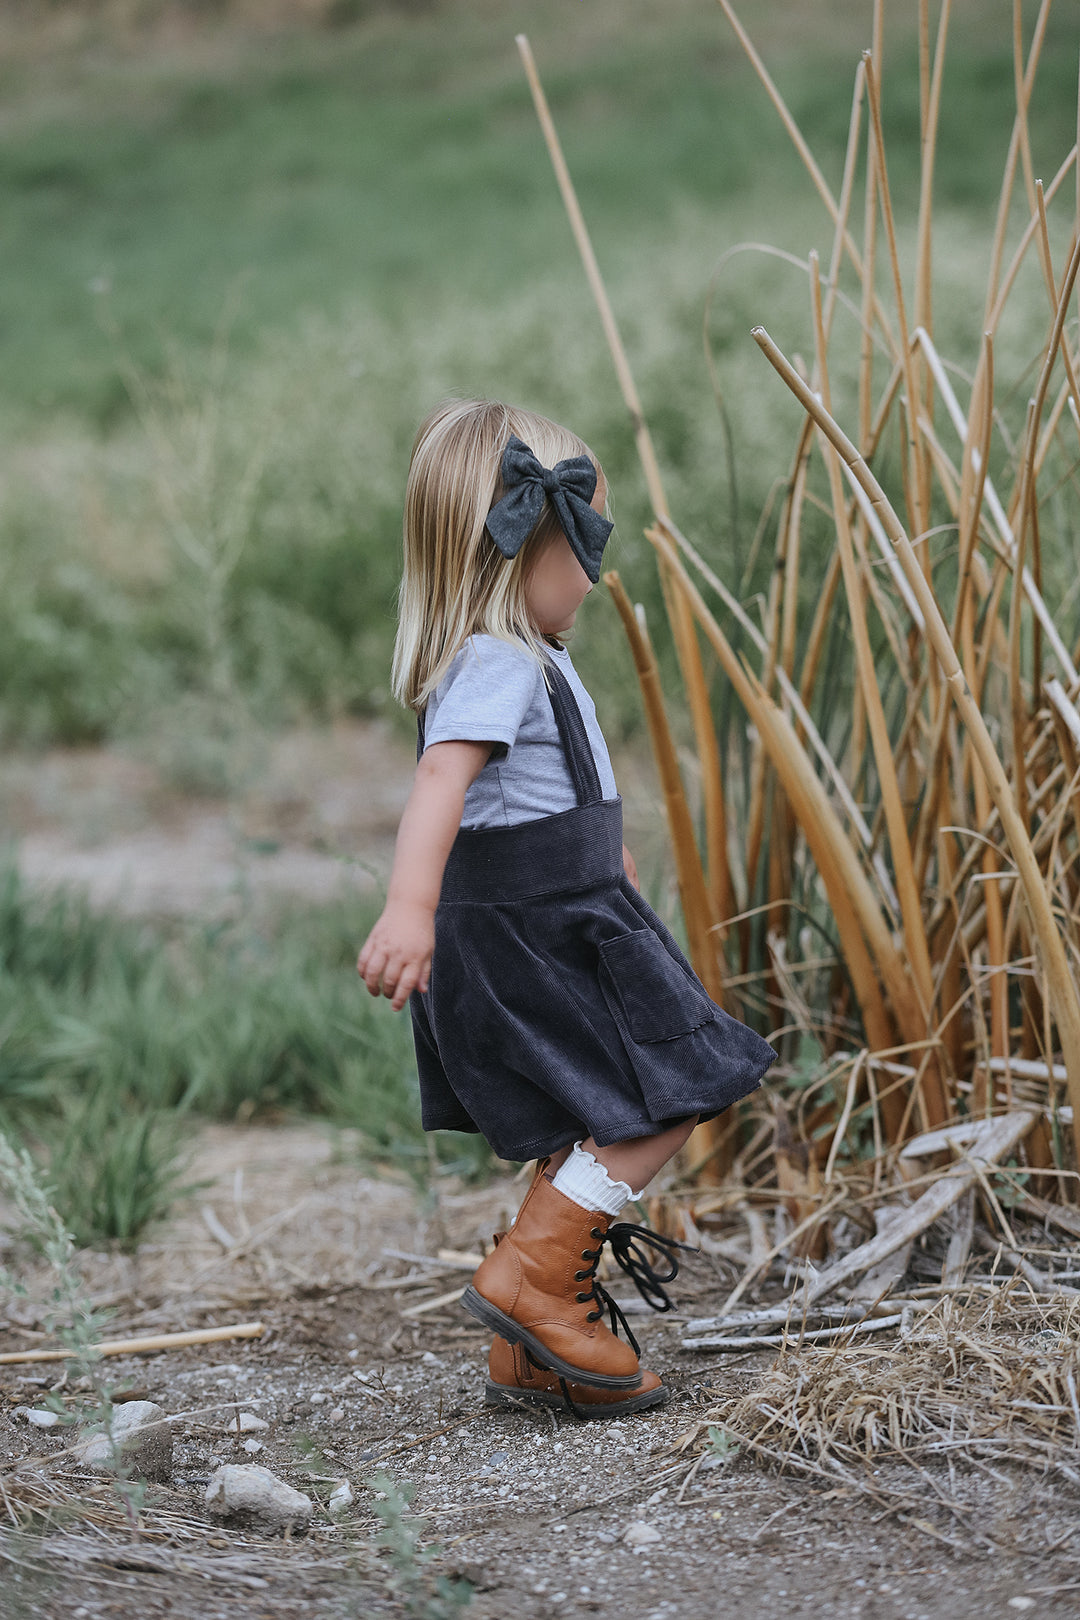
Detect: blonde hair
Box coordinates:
(392, 398, 605, 710)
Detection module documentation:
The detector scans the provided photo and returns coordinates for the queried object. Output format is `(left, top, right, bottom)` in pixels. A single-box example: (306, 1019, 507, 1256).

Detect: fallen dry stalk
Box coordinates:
(0, 1321, 265, 1366)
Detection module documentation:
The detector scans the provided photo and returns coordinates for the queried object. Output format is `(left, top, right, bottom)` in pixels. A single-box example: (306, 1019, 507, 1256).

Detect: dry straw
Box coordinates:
(517, 2, 1080, 1210)
(681, 1284, 1080, 1526)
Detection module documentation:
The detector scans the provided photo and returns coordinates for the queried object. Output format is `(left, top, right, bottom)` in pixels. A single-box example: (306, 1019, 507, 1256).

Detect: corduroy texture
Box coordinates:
(410, 657, 777, 1162)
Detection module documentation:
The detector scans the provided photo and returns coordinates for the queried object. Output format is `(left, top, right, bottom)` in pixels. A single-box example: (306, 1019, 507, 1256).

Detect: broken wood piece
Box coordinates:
(380, 1248, 483, 1273)
(851, 1204, 914, 1300)
(899, 1121, 989, 1160)
(802, 1110, 1040, 1307)
(941, 1188, 975, 1286)
(0, 1322, 265, 1366)
(399, 1286, 467, 1319)
(681, 1312, 907, 1352)
(683, 1299, 912, 1334)
(437, 1248, 484, 1269)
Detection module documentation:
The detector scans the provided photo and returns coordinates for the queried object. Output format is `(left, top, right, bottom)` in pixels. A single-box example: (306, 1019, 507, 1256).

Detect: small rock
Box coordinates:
(75, 1401, 172, 1482)
(227, 1411, 268, 1433)
(309, 1393, 328, 1406)
(329, 1407, 345, 1424)
(205, 1464, 313, 1535)
(21, 1408, 60, 1428)
(420, 1350, 442, 1365)
(487, 1451, 510, 1468)
(1008, 1602, 1036, 1613)
(242, 1438, 264, 1454)
(622, 1521, 661, 1549)
(328, 1479, 354, 1515)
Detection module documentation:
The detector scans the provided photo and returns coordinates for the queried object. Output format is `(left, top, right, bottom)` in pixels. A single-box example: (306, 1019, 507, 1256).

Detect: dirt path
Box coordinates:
(0, 723, 676, 920)
(2, 1125, 1078, 1618)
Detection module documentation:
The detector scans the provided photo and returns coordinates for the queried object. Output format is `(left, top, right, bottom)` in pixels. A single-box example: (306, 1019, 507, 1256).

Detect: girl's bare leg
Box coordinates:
(545, 1115, 699, 1192)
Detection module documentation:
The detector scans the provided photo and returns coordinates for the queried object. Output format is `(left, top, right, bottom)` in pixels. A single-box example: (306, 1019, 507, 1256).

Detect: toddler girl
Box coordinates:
(358, 399, 776, 1417)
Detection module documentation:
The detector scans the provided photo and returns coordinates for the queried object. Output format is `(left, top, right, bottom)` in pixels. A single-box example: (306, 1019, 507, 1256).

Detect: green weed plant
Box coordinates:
(0, 863, 494, 1246)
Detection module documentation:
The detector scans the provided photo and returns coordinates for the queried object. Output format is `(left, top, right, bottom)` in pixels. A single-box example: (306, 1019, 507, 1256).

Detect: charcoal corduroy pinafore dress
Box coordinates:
(409, 655, 777, 1162)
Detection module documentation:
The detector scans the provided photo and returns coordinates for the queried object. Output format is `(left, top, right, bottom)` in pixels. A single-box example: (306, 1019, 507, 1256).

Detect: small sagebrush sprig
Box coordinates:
(362, 1471, 472, 1620)
(0, 1130, 114, 1411)
(0, 1130, 150, 1523)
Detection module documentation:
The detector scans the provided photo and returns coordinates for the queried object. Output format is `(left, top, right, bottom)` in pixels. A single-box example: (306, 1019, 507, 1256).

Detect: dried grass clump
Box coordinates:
(517, 2, 1080, 1201)
(710, 1288, 1080, 1474)
(666, 1285, 1080, 1542)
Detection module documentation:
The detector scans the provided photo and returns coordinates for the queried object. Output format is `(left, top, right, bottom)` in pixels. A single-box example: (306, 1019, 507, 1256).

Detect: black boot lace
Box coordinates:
(523, 1347, 589, 1423)
(604, 1221, 699, 1312)
(537, 1223, 699, 1423)
(573, 1225, 642, 1358)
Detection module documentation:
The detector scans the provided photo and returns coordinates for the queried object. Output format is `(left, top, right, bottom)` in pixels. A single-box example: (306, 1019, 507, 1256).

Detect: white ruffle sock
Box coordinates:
(549, 1140, 647, 1217)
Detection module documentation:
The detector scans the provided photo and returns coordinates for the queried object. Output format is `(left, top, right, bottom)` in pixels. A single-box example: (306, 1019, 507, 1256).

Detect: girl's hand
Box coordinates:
(622, 843, 639, 890)
(356, 737, 491, 1013)
(357, 900, 435, 1011)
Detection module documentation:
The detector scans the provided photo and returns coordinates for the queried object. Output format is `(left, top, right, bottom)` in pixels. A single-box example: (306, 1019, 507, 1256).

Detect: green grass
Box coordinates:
(0, 0, 1077, 751)
(0, 862, 497, 1245)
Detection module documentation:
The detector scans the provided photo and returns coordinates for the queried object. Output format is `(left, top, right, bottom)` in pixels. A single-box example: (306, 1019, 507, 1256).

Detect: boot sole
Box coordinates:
(485, 1379, 669, 1418)
(460, 1285, 642, 1390)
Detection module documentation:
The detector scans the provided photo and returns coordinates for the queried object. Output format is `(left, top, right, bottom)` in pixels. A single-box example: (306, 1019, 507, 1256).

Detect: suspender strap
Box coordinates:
(414, 647, 603, 809)
(541, 655, 603, 807)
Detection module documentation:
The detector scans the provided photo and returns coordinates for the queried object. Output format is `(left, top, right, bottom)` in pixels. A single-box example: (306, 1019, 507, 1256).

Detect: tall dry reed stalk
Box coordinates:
(518, 3, 1080, 1195)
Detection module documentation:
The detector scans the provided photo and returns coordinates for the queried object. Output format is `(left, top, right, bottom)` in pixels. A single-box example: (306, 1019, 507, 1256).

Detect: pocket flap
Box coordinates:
(599, 929, 716, 1044)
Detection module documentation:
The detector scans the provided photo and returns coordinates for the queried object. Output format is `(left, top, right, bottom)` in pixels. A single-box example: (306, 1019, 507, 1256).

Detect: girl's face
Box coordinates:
(524, 476, 607, 637)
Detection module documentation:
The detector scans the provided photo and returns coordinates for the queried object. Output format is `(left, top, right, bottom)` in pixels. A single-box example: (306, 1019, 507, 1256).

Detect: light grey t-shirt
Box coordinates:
(422, 635, 618, 830)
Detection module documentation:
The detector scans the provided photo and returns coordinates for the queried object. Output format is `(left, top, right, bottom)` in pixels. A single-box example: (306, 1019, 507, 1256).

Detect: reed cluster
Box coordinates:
(519, 0, 1080, 1200)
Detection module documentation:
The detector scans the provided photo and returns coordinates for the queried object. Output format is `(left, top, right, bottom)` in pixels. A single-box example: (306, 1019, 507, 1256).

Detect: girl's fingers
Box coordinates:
(390, 962, 421, 1012)
(361, 945, 389, 996)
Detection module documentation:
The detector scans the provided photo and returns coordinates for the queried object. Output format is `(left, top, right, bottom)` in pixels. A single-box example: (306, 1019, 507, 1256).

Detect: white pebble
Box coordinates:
(242, 1439, 263, 1454)
(24, 1409, 60, 1428)
(309, 1393, 328, 1406)
(230, 1412, 268, 1433)
(329, 1407, 345, 1424)
(1008, 1603, 1036, 1613)
(206, 1464, 312, 1534)
(622, 1521, 661, 1549)
(329, 1479, 354, 1514)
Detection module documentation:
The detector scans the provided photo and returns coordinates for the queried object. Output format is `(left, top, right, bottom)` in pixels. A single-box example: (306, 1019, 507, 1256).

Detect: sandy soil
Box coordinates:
(0, 722, 679, 921)
(3, 1123, 1080, 1620)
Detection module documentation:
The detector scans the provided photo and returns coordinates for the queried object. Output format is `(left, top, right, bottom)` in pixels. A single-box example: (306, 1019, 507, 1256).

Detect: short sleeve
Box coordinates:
(424, 636, 539, 760)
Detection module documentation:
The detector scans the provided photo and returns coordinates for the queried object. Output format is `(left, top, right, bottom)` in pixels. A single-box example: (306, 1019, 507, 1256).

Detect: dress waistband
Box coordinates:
(439, 798, 624, 903)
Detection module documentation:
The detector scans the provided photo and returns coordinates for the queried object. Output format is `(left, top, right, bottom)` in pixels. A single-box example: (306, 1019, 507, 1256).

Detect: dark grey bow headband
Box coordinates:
(485, 434, 613, 583)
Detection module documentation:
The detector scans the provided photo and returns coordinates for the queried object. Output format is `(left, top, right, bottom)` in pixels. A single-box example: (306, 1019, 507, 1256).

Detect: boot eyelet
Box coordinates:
(576, 1292, 589, 1303)
(587, 1311, 600, 1322)
(574, 1270, 586, 1281)
(581, 1250, 592, 1260)
(591, 1228, 604, 1240)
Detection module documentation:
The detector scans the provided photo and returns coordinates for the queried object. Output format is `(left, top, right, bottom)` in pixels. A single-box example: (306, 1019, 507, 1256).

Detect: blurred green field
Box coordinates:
(1, 0, 1077, 754)
(3, 0, 1080, 1244)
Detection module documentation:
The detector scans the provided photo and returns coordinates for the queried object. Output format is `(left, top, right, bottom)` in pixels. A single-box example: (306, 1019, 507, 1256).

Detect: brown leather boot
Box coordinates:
(486, 1333, 668, 1419)
(462, 1167, 642, 1390)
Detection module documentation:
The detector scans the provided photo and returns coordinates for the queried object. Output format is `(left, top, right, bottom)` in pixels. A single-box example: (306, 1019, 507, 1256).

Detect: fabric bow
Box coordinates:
(485, 434, 614, 583)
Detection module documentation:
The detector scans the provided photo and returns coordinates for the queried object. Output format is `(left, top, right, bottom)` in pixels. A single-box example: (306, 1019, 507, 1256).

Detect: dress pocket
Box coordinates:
(598, 929, 716, 1044)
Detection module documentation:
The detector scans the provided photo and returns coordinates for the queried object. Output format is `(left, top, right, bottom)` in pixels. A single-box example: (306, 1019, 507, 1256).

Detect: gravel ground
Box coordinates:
(3, 1125, 1080, 1619)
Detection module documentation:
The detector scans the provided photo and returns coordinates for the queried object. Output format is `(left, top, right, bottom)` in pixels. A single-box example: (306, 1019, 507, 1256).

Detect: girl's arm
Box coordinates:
(358, 739, 493, 1010)
(622, 843, 639, 890)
